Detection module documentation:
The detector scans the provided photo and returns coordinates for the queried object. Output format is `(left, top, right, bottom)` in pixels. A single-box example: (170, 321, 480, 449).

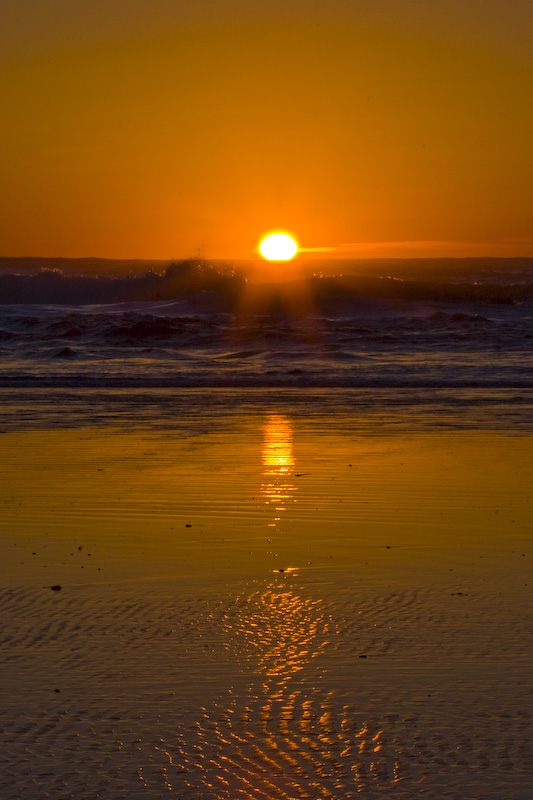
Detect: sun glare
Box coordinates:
(259, 233, 298, 261)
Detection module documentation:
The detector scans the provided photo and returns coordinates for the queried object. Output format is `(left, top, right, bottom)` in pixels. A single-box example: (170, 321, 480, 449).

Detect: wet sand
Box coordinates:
(1, 405, 532, 798)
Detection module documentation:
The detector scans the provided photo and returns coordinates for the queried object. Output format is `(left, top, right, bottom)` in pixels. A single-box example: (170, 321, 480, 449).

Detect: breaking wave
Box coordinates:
(1, 256, 533, 305)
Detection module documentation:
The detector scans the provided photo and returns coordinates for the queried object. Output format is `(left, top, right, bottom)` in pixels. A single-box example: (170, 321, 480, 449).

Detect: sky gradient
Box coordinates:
(2, 0, 532, 259)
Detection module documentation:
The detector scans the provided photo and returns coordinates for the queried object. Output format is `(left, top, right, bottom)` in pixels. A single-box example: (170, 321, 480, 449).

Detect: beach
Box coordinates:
(1, 389, 531, 799)
(4, 0, 533, 793)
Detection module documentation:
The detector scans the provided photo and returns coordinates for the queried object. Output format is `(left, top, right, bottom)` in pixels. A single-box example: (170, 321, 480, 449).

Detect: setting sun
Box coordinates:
(259, 233, 298, 261)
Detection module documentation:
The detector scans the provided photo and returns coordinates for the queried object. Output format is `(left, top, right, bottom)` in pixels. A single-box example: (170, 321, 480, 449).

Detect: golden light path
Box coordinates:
(262, 415, 294, 475)
(259, 233, 298, 261)
(261, 415, 300, 575)
(261, 414, 297, 530)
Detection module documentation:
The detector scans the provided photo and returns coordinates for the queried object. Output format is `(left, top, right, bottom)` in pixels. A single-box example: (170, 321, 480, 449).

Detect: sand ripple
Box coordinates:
(1, 580, 531, 799)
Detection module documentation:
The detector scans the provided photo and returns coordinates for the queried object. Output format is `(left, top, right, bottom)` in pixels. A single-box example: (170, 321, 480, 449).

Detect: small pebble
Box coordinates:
(50, 585, 62, 591)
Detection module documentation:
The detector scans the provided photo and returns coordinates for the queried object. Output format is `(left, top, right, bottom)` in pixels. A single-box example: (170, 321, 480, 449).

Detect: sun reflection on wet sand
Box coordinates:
(2, 417, 532, 798)
(214, 580, 341, 798)
(262, 414, 294, 475)
(261, 414, 297, 531)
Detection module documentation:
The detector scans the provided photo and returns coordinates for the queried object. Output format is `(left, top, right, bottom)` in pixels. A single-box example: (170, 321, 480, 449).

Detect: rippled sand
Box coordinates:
(1, 402, 531, 799)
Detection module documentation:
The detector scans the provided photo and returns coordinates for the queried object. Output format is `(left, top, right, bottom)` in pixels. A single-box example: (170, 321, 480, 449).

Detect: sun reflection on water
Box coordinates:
(262, 414, 294, 474)
(261, 414, 297, 527)
(210, 581, 345, 798)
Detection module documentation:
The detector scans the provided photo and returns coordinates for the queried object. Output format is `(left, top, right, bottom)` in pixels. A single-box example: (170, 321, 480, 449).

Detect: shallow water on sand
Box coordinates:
(1, 390, 532, 799)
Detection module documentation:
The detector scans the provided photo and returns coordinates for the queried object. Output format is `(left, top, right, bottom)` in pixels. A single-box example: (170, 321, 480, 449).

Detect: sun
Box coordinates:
(259, 233, 298, 261)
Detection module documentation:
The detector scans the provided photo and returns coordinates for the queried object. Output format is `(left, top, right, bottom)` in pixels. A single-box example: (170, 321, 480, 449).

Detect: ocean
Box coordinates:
(1, 257, 532, 401)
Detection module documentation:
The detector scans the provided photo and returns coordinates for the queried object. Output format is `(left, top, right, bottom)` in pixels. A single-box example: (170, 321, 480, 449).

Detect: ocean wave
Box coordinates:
(0, 307, 524, 353)
(1, 258, 533, 305)
(0, 259, 244, 305)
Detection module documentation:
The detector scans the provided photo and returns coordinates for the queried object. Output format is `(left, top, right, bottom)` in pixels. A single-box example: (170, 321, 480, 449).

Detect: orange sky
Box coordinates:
(1, 1, 532, 260)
